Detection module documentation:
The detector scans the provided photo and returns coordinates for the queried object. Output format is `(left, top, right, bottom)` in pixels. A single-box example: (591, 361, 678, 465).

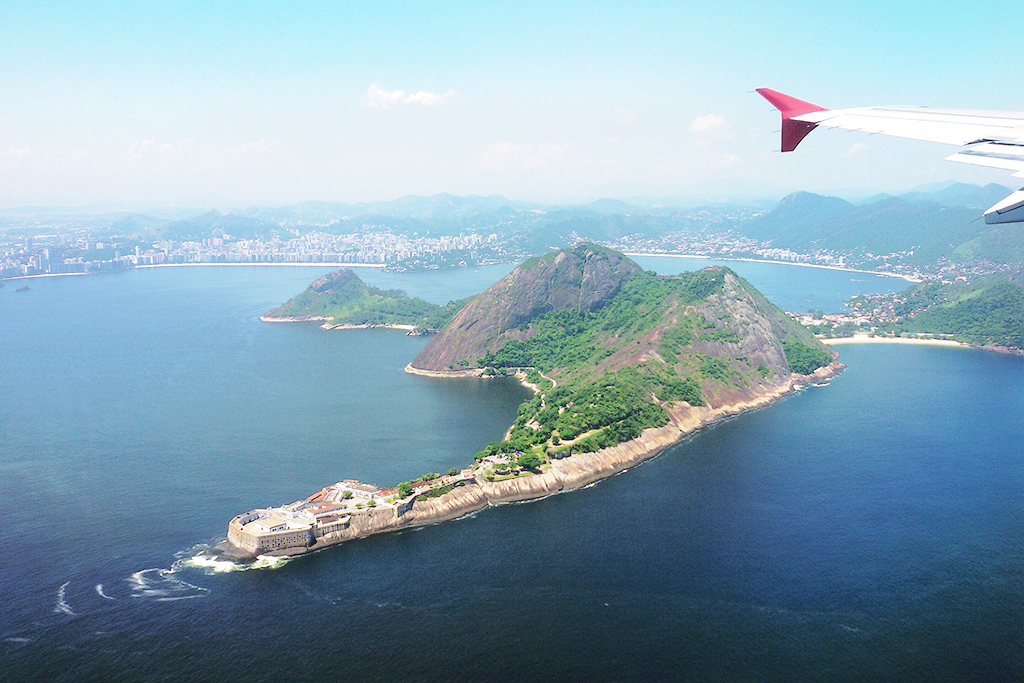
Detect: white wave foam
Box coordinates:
(95, 583, 115, 600)
(54, 581, 76, 616)
(176, 551, 290, 574)
(250, 554, 290, 570)
(128, 569, 208, 602)
(185, 553, 244, 573)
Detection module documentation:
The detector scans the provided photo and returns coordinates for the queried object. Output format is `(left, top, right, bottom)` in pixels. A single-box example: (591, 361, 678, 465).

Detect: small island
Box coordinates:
(259, 267, 469, 334)
(220, 244, 841, 560)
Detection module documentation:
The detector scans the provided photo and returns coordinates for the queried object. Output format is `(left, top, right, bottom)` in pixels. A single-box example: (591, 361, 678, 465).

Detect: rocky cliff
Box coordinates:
(226, 245, 843, 560)
(411, 243, 643, 371)
(406, 244, 836, 494)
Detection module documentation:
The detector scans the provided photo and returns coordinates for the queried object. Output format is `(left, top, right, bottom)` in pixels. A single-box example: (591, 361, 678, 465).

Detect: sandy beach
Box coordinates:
(822, 336, 966, 348)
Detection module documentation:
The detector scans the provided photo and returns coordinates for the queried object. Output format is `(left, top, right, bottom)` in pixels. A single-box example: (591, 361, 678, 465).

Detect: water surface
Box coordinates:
(1, 265, 1020, 682)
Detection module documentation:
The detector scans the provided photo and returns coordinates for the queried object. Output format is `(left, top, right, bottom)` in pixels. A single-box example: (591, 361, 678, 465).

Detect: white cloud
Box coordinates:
(840, 142, 869, 159)
(0, 146, 99, 170)
(364, 84, 457, 109)
(0, 146, 31, 160)
(478, 142, 585, 171)
(689, 113, 725, 133)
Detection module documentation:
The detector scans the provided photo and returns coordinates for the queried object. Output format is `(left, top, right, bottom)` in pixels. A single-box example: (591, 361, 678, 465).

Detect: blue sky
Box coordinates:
(1, 1, 1021, 207)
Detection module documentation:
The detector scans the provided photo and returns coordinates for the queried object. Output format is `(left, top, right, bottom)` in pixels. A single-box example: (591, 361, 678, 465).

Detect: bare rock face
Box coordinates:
(310, 268, 361, 293)
(411, 243, 643, 371)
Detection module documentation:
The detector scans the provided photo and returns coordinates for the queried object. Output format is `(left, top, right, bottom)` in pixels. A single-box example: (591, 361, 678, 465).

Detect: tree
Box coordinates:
(398, 482, 414, 498)
(517, 452, 543, 472)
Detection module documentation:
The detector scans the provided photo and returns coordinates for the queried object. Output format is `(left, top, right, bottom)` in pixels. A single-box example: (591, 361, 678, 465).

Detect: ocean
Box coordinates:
(1, 262, 1020, 682)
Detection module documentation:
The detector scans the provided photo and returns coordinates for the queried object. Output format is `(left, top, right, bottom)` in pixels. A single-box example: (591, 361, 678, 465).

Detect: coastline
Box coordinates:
(222, 360, 844, 561)
(136, 262, 386, 269)
(822, 335, 1022, 355)
(822, 336, 966, 348)
(403, 363, 488, 378)
(0, 261, 386, 283)
(622, 252, 921, 283)
(261, 315, 419, 333)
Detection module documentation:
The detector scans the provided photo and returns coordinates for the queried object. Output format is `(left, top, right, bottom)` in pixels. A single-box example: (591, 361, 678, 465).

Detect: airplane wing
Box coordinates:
(757, 88, 1024, 224)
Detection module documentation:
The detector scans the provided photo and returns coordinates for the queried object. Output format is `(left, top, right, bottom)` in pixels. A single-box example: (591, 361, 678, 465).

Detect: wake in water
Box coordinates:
(128, 569, 208, 602)
(49, 544, 291, 616)
(54, 581, 76, 616)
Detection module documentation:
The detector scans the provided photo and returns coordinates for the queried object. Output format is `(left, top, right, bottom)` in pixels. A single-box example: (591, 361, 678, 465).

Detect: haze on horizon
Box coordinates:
(2, 1, 1021, 209)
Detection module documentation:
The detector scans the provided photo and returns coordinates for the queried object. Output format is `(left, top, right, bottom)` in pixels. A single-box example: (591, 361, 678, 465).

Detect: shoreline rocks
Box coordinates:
(225, 360, 844, 561)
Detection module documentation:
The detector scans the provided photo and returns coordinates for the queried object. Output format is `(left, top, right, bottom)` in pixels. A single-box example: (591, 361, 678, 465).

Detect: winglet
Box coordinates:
(757, 88, 828, 152)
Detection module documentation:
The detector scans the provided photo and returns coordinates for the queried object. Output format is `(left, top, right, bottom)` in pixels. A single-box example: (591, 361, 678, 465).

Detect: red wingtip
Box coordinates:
(756, 88, 828, 152)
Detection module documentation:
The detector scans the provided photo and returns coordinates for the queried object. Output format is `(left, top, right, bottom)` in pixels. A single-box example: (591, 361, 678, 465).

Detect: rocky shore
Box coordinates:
(223, 360, 843, 560)
(397, 361, 844, 522)
(261, 314, 418, 333)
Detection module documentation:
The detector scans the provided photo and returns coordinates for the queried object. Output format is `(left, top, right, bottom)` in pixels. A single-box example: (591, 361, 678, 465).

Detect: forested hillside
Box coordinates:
(411, 244, 834, 466)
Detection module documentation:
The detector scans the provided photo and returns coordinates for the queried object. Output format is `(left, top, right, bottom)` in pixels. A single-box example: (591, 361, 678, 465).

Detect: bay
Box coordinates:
(0, 263, 1020, 682)
(631, 254, 908, 313)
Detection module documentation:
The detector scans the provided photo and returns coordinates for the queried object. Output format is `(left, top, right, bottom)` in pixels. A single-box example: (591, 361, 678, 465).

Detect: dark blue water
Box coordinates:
(1, 266, 1021, 682)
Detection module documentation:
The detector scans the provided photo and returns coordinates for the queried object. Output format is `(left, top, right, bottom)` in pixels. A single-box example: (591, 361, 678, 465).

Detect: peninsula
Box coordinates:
(222, 244, 841, 560)
(800, 269, 1024, 353)
(259, 267, 469, 333)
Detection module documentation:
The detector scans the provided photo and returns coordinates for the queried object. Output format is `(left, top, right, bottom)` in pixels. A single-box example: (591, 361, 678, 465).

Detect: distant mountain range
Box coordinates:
(860, 182, 1014, 210)
(737, 183, 1024, 265)
(3, 183, 1021, 268)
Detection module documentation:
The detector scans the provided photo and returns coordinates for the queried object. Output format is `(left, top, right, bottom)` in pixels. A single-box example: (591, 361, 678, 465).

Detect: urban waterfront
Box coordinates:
(1, 263, 1020, 682)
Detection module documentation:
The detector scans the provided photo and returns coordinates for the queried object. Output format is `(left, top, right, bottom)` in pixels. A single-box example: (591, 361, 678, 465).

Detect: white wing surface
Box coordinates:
(757, 88, 1024, 224)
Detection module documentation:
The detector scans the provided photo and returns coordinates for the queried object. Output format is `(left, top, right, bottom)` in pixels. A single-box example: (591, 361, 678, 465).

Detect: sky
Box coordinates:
(1, 0, 1022, 208)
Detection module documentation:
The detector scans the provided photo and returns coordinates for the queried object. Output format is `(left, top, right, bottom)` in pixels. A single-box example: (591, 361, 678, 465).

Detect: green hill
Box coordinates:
(741, 190, 1024, 266)
(901, 276, 1024, 349)
(264, 268, 467, 331)
(410, 244, 833, 462)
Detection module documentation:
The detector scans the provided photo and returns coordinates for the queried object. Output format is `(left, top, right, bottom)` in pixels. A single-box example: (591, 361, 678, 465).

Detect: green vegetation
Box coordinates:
(658, 323, 694, 363)
(459, 258, 829, 476)
(397, 249, 830, 489)
(415, 480, 467, 501)
(699, 354, 732, 382)
(266, 268, 468, 332)
(782, 340, 833, 374)
(474, 364, 701, 463)
(478, 270, 727, 373)
(524, 368, 554, 391)
(901, 278, 1024, 349)
(419, 296, 474, 333)
(846, 275, 1024, 350)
